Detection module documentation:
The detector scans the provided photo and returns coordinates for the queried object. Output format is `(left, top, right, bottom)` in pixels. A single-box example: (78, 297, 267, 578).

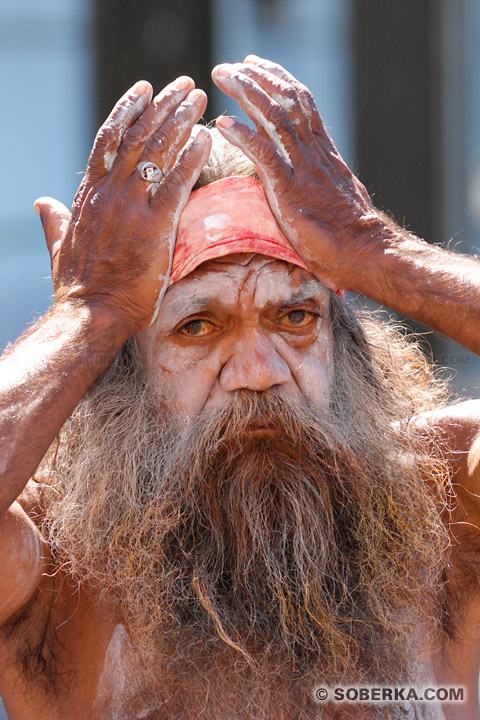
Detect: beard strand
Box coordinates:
(37, 308, 451, 717)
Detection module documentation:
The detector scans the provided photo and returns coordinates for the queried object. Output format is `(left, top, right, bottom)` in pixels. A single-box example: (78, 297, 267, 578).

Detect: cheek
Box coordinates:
(273, 325, 333, 406)
(295, 353, 332, 406)
(139, 340, 219, 423)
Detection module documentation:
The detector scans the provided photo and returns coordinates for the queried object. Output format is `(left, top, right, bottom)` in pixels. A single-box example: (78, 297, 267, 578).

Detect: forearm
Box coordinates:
(0, 301, 129, 514)
(341, 220, 480, 355)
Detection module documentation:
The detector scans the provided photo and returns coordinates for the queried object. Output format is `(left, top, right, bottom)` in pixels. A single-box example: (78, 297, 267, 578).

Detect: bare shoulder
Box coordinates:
(0, 481, 50, 627)
(411, 399, 480, 492)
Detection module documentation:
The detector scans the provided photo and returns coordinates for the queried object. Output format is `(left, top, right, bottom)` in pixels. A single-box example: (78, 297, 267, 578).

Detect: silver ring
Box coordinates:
(136, 161, 164, 183)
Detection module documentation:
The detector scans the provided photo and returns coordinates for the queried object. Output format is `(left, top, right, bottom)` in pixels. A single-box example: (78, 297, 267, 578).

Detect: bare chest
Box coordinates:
(0, 583, 475, 720)
(0, 625, 454, 720)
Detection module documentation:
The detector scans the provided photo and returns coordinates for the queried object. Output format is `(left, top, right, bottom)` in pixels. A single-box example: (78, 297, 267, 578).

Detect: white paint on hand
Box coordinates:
(262, 176, 298, 245)
(250, 107, 292, 166)
(146, 181, 162, 197)
(115, 92, 150, 133)
(149, 269, 169, 326)
(148, 201, 186, 328)
(271, 92, 296, 113)
(101, 90, 151, 172)
(104, 150, 117, 172)
(222, 77, 292, 166)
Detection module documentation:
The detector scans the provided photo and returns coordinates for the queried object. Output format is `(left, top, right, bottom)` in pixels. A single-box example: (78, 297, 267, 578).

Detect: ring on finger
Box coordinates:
(136, 161, 164, 183)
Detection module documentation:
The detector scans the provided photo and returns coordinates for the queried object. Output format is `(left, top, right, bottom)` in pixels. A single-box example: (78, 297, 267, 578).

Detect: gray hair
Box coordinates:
(193, 127, 258, 189)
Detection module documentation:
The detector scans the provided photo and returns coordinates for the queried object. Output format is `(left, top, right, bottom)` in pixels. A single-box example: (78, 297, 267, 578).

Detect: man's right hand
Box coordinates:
(35, 77, 211, 336)
(0, 77, 211, 517)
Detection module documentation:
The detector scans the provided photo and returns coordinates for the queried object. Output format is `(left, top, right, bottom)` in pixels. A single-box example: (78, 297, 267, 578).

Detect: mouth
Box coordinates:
(246, 420, 278, 437)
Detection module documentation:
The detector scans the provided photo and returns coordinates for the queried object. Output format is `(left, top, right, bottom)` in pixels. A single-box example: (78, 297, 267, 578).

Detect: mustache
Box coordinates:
(168, 388, 345, 451)
(158, 388, 360, 498)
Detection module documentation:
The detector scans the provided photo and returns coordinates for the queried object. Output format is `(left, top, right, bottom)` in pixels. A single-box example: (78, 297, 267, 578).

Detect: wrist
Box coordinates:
(334, 215, 416, 296)
(52, 296, 141, 347)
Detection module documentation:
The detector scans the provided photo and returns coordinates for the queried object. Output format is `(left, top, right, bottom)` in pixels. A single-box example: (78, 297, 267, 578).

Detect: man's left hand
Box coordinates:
(212, 56, 390, 292)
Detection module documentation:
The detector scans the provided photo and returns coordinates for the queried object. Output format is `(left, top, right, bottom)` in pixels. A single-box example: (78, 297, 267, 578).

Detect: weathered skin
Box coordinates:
(0, 57, 480, 719)
(137, 253, 334, 423)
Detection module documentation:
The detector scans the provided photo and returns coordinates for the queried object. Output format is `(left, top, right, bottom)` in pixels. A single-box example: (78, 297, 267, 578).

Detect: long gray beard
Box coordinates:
(40, 339, 450, 719)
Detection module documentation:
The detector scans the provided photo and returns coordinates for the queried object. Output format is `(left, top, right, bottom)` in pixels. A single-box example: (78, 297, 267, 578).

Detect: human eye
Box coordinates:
(177, 318, 216, 337)
(278, 309, 320, 328)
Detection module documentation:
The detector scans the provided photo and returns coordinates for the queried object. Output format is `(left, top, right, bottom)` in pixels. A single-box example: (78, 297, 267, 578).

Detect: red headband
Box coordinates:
(171, 175, 344, 299)
(170, 175, 310, 284)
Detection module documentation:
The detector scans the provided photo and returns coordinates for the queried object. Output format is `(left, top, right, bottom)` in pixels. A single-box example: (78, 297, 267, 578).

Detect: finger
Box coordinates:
(228, 62, 312, 139)
(215, 115, 288, 187)
(34, 197, 71, 261)
(112, 76, 196, 177)
(243, 54, 313, 106)
(70, 81, 153, 225)
(87, 80, 153, 180)
(152, 128, 212, 209)
(244, 55, 306, 91)
(141, 89, 208, 176)
(212, 64, 297, 166)
(243, 55, 326, 136)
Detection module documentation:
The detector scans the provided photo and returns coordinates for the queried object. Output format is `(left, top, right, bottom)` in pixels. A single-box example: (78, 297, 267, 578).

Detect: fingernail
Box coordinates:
(244, 54, 261, 63)
(33, 200, 41, 216)
(187, 89, 205, 103)
(131, 81, 150, 95)
(193, 128, 209, 144)
(173, 76, 192, 91)
(216, 115, 235, 129)
(215, 65, 234, 79)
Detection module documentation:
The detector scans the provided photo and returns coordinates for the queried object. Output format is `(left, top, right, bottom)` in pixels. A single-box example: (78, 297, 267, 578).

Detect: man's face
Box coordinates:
(136, 253, 334, 425)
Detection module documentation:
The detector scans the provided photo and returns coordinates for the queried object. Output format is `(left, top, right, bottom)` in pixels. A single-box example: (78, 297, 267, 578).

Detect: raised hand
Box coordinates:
(212, 56, 389, 292)
(36, 77, 211, 336)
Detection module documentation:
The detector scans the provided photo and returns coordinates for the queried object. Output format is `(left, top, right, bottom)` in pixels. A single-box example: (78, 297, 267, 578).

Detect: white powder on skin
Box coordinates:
(102, 90, 151, 172)
(104, 150, 116, 172)
(146, 181, 162, 197)
(92, 623, 129, 719)
(270, 92, 296, 112)
(139, 259, 333, 421)
(148, 199, 186, 328)
(148, 269, 170, 327)
(262, 176, 298, 243)
(161, 115, 197, 171)
(219, 76, 292, 166)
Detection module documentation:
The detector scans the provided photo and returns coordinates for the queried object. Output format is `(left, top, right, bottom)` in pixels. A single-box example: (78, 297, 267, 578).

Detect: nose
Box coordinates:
(218, 327, 291, 393)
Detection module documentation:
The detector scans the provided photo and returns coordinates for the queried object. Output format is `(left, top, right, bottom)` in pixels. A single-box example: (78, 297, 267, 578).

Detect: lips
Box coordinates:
(246, 420, 277, 436)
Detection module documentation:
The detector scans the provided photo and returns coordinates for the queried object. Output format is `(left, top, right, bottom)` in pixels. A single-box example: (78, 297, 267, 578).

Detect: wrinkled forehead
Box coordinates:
(160, 253, 330, 320)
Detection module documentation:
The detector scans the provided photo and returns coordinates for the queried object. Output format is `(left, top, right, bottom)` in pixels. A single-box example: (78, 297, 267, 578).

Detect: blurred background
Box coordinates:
(0, 1, 479, 715)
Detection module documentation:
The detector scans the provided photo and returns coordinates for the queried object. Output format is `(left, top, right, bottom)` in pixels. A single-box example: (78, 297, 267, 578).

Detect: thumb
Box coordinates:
(34, 197, 71, 260)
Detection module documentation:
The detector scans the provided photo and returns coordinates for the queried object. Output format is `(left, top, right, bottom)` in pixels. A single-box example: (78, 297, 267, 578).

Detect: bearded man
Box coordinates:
(0, 56, 479, 720)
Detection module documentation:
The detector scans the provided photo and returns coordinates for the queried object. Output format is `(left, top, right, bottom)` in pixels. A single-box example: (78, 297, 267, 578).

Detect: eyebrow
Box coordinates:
(163, 293, 227, 319)
(164, 279, 328, 320)
(278, 282, 328, 305)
